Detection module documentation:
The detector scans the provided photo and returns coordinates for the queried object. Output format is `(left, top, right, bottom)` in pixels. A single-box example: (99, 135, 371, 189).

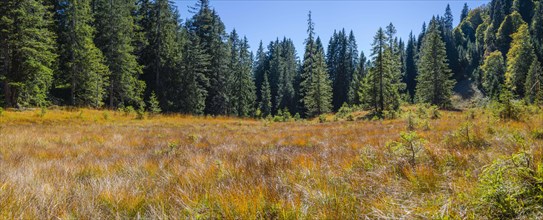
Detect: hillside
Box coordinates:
(0, 107, 542, 218)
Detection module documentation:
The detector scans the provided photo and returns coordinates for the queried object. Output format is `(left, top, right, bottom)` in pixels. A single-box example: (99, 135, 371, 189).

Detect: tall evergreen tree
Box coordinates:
(177, 31, 209, 115)
(0, 0, 57, 107)
(482, 51, 506, 99)
(93, 0, 145, 108)
(227, 31, 256, 117)
(259, 71, 272, 116)
(461, 3, 470, 22)
(416, 18, 455, 107)
(505, 24, 534, 97)
(525, 59, 543, 104)
(532, 1, 543, 63)
(359, 27, 402, 115)
(58, 0, 110, 107)
(188, 0, 230, 115)
(138, 0, 180, 109)
(302, 37, 332, 117)
(404, 32, 418, 102)
(496, 11, 526, 58)
(348, 51, 366, 105)
(253, 41, 266, 104)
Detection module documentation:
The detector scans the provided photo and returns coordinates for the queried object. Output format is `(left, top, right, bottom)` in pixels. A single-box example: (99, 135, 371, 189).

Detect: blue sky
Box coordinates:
(173, 0, 490, 57)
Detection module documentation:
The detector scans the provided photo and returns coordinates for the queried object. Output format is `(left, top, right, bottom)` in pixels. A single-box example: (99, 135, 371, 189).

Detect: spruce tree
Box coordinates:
(0, 0, 57, 107)
(348, 51, 366, 105)
(228, 31, 256, 117)
(482, 51, 506, 99)
(404, 32, 418, 102)
(359, 27, 402, 116)
(416, 18, 455, 107)
(178, 32, 209, 115)
(532, 1, 543, 63)
(461, 3, 470, 22)
(505, 24, 535, 97)
(188, 0, 230, 115)
(496, 11, 526, 58)
(525, 59, 543, 104)
(253, 41, 267, 104)
(303, 38, 332, 117)
(93, 0, 145, 108)
(139, 0, 180, 109)
(59, 0, 109, 107)
(260, 71, 272, 117)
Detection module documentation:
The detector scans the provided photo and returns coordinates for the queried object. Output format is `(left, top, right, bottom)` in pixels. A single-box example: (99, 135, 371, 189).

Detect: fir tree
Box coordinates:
(404, 32, 418, 102)
(348, 51, 366, 105)
(178, 31, 209, 115)
(0, 0, 57, 107)
(416, 18, 455, 107)
(93, 0, 145, 108)
(461, 3, 470, 22)
(532, 1, 543, 63)
(188, 0, 230, 115)
(253, 41, 267, 104)
(525, 59, 543, 104)
(359, 27, 402, 116)
(228, 32, 256, 117)
(482, 51, 506, 99)
(303, 37, 332, 117)
(496, 11, 526, 58)
(505, 24, 535, 97)
(60, 0, 110, 107)
(260, 71, 272, 116)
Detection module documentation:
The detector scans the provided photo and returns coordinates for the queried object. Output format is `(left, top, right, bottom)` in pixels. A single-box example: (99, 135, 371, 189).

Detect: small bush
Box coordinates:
(148, 92, 161, 117)
(335, 103, 353, 119)
(319, 114, 327, 123)
(531, 129, 543, 140)
(477, 152, 543, 219)
(388, 132, 426, 167)
(444, 122, 489, 149)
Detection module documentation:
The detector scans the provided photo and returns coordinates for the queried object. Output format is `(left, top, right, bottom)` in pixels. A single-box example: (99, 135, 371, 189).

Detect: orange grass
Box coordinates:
(0, 107, 542, 218)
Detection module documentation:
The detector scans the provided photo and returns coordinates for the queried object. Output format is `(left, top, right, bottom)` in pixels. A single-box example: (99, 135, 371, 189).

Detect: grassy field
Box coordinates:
(0, 107, 542, 219)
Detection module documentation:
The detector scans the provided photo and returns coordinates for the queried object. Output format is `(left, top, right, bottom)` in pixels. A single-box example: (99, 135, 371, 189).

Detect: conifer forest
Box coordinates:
(1, 0, 543, 218)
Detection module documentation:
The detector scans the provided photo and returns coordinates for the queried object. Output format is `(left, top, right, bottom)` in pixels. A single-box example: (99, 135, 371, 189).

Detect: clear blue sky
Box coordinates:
(173, 0, 490, 57)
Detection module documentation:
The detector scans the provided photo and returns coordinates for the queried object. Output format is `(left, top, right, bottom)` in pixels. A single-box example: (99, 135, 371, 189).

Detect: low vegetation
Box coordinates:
(0, 106, 542, 218)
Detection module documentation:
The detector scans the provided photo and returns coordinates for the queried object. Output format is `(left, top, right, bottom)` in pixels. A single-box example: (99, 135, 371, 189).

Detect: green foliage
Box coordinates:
(359, 26, 403, 117)
(388, 132, 426, 167)
(259, 71, 272, 117)
(506, 24, 535, 97)
(148, 92, 161, 116)
(477, 152, 543, 219)
(227, 32, 256, 117)
(445, 122, 489, 149)
(0, 0, 57, 107)
(335, 103, 353, 119)
(524, 59, 543, 105)
(93, 0, 145, 108)
(416, 18, 455, 108)
(318, 114, 327, 123)
(482, 51, 506, 99)
(493, 86, 525, 121)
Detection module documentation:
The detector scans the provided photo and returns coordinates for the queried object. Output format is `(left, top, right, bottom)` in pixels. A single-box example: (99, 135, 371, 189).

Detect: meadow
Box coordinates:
(0, 106, 542, 219)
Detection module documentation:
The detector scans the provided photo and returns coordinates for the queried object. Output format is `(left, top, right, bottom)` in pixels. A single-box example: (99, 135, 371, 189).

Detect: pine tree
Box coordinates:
(139, 0, 180, 109)
(303, 37, 332, 117)
(416, 18, 455, 107)
(58, 0, 109, 107)
(93, 0, 145, 108)
(360, 27, 402, 116)
(253, 41, 267, 104)
(260, 71, 272, 116)
(348, 51, 366, 105)
(496, 11, 526, 58)
(188, 0, 230, 115)
(532, 1, 543, 63)
(461, 3, 470, 22)
(178, 31, 209, 115)
(227, 31, 256, 117)
(404, 32, 418, 102)
(0, 0, 57, 107)
(505, 24, 535, 97)
(525, 59, 543, 104)
(482, 51, 506, 99)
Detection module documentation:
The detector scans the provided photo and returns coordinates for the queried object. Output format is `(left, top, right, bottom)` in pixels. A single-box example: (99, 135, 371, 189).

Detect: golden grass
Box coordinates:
(0, 107, 542, 218)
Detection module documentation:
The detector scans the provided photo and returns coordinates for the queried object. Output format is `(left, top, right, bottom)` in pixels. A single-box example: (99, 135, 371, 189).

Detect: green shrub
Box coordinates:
(531, 129, 543, 140)
(477, 152, 543, 219)
(0, 107, 3, 117)
(444, 122, 489, 149)
(148, 92, 161, 116)
(319, 114, 327, 123)
(388, 132, 426, 167)
(335, 103, 353, 119)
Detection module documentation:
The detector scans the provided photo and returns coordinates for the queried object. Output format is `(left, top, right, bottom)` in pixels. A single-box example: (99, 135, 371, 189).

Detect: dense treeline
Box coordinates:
(1, 0, 542, 117)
